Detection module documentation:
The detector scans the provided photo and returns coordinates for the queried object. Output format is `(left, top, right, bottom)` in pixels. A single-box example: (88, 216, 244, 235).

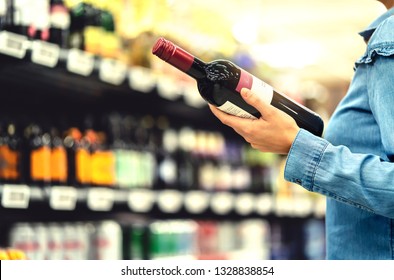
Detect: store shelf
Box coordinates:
(0, 31, 221, 130)
(0, 184, 325, 219)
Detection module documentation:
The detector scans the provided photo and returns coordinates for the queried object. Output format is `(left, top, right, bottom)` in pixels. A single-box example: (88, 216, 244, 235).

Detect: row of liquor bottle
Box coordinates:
(0, 112, 278, 192)
(4, 218, 325, 260)
(0, 0, 122, 59)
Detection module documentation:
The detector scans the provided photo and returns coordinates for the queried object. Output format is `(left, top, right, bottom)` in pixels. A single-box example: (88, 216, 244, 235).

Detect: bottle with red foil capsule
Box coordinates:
(152, 37, 324, 137)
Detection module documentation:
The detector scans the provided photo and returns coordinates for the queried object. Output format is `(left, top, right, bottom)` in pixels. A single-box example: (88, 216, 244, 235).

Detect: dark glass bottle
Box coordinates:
(107, 113, 130, 188)
(50, 127, 68, 186)
(152, 37, 324, 136)
(68, 1, 88, 50)
(176, 126, 198, 190)
(0, 121, 23, 184)
(63, 126, 89, 187)
(153, 116, 178, 190)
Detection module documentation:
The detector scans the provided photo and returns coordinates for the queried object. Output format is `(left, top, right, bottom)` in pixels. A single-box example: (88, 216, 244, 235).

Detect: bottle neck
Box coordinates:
(152, 37, 206, 80)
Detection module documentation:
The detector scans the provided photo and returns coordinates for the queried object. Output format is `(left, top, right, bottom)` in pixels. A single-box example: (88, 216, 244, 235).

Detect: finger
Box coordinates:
(209, 104, 251, 128)
(240, 88, 275, 119)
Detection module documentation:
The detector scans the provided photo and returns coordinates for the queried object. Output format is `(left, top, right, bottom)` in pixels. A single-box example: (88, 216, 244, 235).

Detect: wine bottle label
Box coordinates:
(31, 146, 51, 181)
(218, 101, 257, 119)
(76, 149, 91, 185)
(50, 147, 68, 182)
(236, 69, 274, 104)
(0, 146, 20, 180)
(91, 150, 115, 186)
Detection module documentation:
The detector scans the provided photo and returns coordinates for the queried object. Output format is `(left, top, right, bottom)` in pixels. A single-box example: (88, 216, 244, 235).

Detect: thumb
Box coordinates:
(240, 88, 274, 119)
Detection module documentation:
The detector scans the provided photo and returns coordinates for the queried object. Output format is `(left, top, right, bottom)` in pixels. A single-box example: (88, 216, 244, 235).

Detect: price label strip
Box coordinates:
(87, 188, 114, 211)
(66, 48, 94, 76)
(157, 190, 183, 213)
(0, 31, 28, 59)
(99, 58, 127, 85)
(49, 186, 77, 211)
(184, 191, 210, 214)
(1, 184, 30, 209)
(128, 189, 155, 213)
(31, 40, 60, 68)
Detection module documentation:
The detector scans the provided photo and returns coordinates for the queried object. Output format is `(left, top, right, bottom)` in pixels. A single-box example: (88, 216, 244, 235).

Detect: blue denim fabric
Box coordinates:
(284, 8, 394, 259)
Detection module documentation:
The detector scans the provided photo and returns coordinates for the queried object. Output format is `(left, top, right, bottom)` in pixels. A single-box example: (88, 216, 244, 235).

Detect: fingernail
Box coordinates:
(240, 88, 250, 98)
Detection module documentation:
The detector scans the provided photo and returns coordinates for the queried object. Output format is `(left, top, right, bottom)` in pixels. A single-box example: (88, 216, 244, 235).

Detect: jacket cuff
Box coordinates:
(284, 129, 329, 191)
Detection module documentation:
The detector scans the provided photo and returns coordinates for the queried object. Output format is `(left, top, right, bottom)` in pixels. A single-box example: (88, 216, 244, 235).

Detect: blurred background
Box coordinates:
(0, 0, 386, 260)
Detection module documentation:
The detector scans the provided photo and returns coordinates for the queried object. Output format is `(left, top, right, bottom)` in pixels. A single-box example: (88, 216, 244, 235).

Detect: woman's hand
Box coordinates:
(209, 88, 300, 154)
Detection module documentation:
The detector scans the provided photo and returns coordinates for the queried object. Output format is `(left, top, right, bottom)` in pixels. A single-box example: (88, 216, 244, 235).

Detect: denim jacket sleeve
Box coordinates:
(284, 16, 394, 219)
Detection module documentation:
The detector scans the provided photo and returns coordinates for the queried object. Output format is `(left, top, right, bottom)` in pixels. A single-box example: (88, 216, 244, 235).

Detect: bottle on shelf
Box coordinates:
(152, 37, 324, 136)
(50, 126, 68, 186)
(176, 126, 198, 190)
(49, 0, 70, 48)
(107, 113, 132, 188)
(82, 1, 101, 55)
(23, 123, 51, 186)
(153, 116, 178, 190)
(132, 115, 156, 189)
(67, 0, 87, 50)
(122, 115, 143, 188)
(85, 119, 115, 188)
(0, 121, 23, 184)
(6, 0, 32, 36)
(99, 1, 119, 59)
(63, 126, 91, 187)
(27, 0, 50, 41)
(0, 0, 7, 31)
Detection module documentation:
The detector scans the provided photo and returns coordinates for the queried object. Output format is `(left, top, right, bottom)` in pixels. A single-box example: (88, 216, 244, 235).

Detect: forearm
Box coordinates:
(285, 129, 394, 218)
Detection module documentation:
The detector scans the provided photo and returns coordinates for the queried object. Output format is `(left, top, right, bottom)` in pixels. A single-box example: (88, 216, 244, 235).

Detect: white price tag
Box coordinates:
(87, 188, 114, 211)
(1, 184, 30, 209)
(66, 48, 94, 76)
(184, 191, 210, 214)
(211, 192, 234, 215)
(128, 66, 156, 92)
(157, 190, 183, 213)
(128, 189, 155, 212)
(234, 193, 255, 216)
(0, 31, 28, 59)
(50, 186, 77, 211)
(99, 58, 127, 85)
(254, 193, 273, 216)
(31, 40, 60, 68)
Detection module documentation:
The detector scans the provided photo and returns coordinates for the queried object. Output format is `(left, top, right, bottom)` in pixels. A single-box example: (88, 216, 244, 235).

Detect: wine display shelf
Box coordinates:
(0, 31, 325, 222)
(0, 31, 216, 127)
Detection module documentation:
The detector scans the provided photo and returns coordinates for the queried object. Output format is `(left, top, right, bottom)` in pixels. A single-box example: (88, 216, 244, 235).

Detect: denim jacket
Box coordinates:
(284, 7, 394, 259)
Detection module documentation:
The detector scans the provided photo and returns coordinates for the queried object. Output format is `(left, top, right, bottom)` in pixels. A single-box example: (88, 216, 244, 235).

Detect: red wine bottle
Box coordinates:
(152, 37, 324, 137)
